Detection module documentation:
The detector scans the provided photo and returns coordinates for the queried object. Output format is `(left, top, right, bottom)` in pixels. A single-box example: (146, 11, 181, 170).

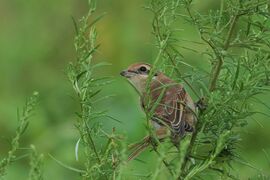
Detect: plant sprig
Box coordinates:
(65, 1, 126, 179)
(145, 0, 270, 179)
(0, 92, 39, 178)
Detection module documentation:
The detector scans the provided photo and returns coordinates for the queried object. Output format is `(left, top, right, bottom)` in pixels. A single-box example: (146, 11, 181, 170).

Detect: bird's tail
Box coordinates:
(127, 136, 151, 161)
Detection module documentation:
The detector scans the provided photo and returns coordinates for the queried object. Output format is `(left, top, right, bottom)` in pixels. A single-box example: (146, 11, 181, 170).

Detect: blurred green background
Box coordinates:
(0, 0, 269, 179)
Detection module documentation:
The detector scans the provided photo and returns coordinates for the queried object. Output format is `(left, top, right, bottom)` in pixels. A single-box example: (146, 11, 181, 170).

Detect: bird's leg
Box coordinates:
(195, 97, 207, 112)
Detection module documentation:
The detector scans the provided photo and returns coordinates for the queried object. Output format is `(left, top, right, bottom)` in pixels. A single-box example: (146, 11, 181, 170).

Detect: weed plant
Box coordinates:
(0, 92, 43, 180)
(66, 0, 270, 179)
(1, 0, 269, 179)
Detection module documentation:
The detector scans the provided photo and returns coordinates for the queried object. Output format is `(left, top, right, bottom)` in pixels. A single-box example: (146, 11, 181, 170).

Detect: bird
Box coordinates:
(120, 62, 196, 161)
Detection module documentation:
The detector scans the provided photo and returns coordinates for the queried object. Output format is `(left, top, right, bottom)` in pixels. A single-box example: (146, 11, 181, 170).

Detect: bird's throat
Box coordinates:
(127, 77, 147, 95)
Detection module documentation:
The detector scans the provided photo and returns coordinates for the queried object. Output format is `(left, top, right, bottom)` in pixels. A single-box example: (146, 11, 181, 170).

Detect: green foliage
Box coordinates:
(28, 145, 44, 180)
(0, 92, 40, 179)
(63, 0, 270, 179)
(142, 0, 270, 179)
(1, 0, 270, 179)
(66, 1, 126, 179)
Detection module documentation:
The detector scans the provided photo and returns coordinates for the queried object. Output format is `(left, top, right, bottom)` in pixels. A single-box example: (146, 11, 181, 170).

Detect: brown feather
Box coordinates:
(121, 63, 196, 159)
(141, 73, 196, 144)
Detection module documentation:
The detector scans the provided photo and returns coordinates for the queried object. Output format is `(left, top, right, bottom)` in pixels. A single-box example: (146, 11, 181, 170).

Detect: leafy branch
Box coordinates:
(0, 92, 39, 178)
(28, 145, 44, 180)
(65, 1, 126, 179)
(145, 0, 270, 179)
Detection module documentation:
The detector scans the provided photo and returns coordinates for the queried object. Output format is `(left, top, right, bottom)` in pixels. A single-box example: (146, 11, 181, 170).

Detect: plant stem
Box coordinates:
(209, 12, 239, 92)
(152, 145, 175, 177)
(179, 120, 199, 178)
(165, 50, 200, 99)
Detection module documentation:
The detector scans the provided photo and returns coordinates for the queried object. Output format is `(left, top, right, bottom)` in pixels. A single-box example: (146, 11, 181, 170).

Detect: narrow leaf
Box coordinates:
(49, 154, 86, 173)
(75, 138, 81, 161)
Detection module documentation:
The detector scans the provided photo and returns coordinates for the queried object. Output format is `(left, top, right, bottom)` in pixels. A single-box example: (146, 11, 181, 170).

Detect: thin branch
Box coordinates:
(209, 12, 239, 92)
(152, 145, 175, 177)
(165, 50, 201, 99)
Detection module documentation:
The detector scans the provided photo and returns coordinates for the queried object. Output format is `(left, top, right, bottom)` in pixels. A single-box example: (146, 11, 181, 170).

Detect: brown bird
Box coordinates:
(120, 63, 196, 161)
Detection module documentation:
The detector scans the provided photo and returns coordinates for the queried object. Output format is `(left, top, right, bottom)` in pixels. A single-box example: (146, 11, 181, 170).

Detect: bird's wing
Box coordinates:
(141, 82, 195, 137)
(156, 87, 194, 137)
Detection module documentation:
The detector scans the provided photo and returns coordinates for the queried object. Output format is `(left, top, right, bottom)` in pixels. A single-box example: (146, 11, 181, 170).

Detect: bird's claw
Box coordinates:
(195, 97, 208, 111)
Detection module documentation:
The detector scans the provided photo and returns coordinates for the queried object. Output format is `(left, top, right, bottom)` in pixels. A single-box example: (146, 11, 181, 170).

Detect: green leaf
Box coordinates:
(49, 154, 86, 173)
(71, 16, 79, 35)
(86, 12, 107, 29)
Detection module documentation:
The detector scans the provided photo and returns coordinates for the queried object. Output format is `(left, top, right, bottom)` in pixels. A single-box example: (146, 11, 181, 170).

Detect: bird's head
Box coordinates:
(120, 63, 158, 95)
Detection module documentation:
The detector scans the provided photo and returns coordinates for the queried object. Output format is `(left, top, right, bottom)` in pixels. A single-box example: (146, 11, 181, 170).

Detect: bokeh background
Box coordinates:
(0, 0, 269, 179)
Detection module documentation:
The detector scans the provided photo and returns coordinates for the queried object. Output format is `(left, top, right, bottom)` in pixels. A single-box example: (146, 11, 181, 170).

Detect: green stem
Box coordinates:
(209, 13, 239, 92)
(152, 145, 175, 177)
(179, 120, 199, 178)
(165, 50, 200, 99)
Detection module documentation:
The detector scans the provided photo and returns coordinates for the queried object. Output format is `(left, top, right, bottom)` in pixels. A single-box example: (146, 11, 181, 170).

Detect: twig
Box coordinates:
(209, 11, 239, 92)
(151, 143, 175, 177)
(165, 50, 201, 99)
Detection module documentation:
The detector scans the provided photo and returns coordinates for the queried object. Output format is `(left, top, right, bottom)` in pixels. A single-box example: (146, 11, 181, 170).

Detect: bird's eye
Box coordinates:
(139, 66, 147, 72)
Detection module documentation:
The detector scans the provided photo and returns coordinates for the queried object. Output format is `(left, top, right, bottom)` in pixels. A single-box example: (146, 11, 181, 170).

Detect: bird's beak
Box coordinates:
(120, 70, 135, 78)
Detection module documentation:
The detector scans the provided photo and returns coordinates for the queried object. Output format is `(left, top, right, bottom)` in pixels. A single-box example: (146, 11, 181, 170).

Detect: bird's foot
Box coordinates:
(195, 97, 207, 112)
